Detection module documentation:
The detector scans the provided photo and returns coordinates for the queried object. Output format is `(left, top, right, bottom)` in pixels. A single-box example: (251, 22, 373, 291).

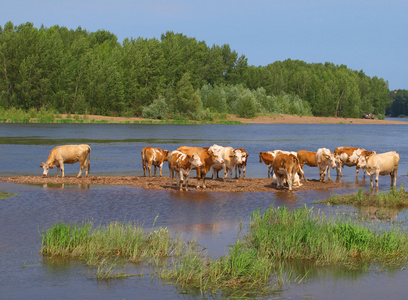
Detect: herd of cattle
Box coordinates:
(40, 144, 400, 192)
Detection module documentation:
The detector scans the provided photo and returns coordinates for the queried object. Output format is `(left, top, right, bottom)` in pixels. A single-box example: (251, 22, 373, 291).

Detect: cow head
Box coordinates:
(208, 149, 224, 164)
(189, 153, 203, 168)
(40, 162, 52, 177)
(231, 150, 243, 165)
(357, 155, 368, 169)
(163, 150, 170, 161)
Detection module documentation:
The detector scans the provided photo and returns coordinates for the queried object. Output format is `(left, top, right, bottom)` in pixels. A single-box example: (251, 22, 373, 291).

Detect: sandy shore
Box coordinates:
(0, 175, 343, 192)
(65, 114, 407, 125)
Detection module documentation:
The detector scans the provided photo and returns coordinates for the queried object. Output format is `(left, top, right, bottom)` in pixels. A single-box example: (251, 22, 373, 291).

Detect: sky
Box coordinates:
(2, 0, 407, 90)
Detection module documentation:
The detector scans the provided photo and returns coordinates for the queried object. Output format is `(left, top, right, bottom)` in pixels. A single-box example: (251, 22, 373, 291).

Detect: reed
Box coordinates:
(247, 205, 408, 267)
(318, 185, 408, 208)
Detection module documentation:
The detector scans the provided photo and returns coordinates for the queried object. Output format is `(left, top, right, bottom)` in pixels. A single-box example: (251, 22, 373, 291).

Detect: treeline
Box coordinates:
(0, 21, 392, 120)
(386, 90, 408, 117)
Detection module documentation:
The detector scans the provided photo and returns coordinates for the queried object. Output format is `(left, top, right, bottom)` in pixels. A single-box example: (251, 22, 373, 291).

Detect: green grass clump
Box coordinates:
(247, 205, 408, 267)
(318, 185, 408, 209)
(0, 191, 17, 200)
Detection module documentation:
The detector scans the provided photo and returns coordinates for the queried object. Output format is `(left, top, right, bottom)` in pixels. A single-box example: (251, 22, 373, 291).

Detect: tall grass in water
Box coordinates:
(319, 185, 408, 208)
(248, 205, 408, 267)
(40, 221, 185, 263)
(162, 239, 278, 297)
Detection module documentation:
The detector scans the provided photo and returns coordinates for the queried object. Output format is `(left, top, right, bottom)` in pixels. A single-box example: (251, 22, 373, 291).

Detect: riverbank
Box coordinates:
(63, 114, 408, 125)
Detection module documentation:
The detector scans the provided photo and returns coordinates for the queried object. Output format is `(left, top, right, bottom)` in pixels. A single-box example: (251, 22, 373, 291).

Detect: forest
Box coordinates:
(0, 21, 398, 120)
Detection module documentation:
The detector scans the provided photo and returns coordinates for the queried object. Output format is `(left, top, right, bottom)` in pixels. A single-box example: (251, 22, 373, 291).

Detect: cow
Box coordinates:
(168, 150, 203, 191)
(40, 144, 91, 178)
(208, 144, 243, 182)
(315, 148, 337, 182)
(177, 146, 223, 189)
(333, 147, 376, 178)
(259, 152, 276, 178)
(297, 150, 317, 180)
(259, 150, 298, 178)
(356, 151, 400, 188)
(234, 148, 248, 179)
(141, 146, 169, 177)
(272, 153, 299, 191)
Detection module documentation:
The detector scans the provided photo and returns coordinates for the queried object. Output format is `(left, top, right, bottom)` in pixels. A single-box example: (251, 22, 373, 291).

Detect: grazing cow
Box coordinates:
(297, 150, 317, 180)
(177, 146, 222, 188)
(333, 147, 376, 177)
(40, 144, 91, 178)
(357, 151, 400, 188)
(234, 148, 248, 179)
(209, 144, 243, 182)
(315, 148, 337, 182)
(168, 151, 203, 191)
(272, 153, 299, 191)
(141, 146, 169, 177)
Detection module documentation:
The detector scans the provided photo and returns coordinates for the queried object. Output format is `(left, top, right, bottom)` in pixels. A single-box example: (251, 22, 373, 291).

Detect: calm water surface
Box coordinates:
(1, 123, 408, 300)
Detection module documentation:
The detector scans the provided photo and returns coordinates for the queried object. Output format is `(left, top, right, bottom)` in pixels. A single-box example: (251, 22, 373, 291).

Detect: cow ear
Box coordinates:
(40, 162, 44, 168)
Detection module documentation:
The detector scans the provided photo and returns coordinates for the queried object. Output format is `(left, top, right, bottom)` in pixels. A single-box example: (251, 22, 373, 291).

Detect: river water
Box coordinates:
(1, 123, 408, 299)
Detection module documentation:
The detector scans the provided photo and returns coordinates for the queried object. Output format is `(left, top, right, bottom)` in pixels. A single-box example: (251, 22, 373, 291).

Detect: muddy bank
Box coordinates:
(1, 175, 343, 192)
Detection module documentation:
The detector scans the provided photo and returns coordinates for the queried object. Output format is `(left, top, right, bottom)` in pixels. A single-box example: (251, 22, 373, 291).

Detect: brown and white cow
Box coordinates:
(357, 151, 400, 188)
(209, 144, 243, 182)
(40, 144, 91, 178)
(168, 150, 203, 191)
(272, 153, 299, 191)
(141, 146, 169, 177)
(234, 148, 248, 179)
(177, 146, 222, 188)
(333, 147, 376, 177)
(296, 150, 317, 180)
(259, 152, 276, 178)
(315, 148, 337, 182)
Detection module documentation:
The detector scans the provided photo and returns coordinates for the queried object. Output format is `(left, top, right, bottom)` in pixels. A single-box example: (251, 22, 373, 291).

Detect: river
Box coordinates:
(0, 123, 407, 299)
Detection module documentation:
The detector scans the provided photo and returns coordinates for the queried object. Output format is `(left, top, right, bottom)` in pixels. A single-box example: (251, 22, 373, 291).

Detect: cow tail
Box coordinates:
(88, 146, 91, 173)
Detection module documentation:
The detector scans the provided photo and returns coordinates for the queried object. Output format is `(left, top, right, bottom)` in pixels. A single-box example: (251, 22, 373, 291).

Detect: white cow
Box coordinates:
(315, 148, 337, 182)
(209, 144, 243, 182)
(357, 151, 400, 188)
(40, 144, 91, 178)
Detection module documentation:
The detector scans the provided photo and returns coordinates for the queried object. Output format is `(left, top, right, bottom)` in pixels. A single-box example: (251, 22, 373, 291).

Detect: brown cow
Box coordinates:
(259, 151, 277, 178)
(272, 153, 299, 191)
(168, 150, 203, 191)
(297, 150, 317, 180)
(177, 146, 222, 188)
(234, 148, 248, 179)
(334, 147, 376, 177)
(141, 146, 169, 177)
(40, 144, 91, 178)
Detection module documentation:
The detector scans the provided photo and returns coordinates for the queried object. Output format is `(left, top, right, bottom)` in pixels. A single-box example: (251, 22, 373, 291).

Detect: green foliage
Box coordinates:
(0, 22, 391, 120)
(387, 89, 408, 117)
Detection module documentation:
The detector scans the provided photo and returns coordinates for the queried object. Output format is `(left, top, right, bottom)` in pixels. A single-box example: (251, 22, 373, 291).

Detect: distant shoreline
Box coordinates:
(61, 114, 408, 125)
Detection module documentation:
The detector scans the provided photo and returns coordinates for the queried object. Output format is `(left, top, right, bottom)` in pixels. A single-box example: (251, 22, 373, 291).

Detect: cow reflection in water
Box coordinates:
(358, 206, 398, 222)
(42, 183, 90, 189)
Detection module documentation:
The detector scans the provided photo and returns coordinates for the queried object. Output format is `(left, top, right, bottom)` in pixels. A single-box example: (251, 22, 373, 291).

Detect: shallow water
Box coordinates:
(1, 123, 408, 299)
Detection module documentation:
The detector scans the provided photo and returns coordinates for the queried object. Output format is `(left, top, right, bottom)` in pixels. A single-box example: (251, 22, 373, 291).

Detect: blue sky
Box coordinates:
(2, 0, 407, 90)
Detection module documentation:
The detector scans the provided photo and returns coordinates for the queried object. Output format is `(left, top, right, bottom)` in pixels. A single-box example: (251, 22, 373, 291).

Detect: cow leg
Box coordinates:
(178, 170, 185, 191)
(77, 163, 84, 178)
(375, 170, 380, 188)
(327, 167, 331, 181)
(148, 162, 152, 177)
(268, 166, 272, 178)
(153, 165, 157, 177)
(355, 167, 360, 178)
(169, 170, 174, 187)
(242, 165, 246, 179)
(159, 163, 163, 177)
(392, 170, 397, 187)
(142, 161, 147, 177)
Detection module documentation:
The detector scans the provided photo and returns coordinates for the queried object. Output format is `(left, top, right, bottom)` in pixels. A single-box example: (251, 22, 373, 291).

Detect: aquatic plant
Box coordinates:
(317, 185, 408, 208)
(247, 205, 408, 267)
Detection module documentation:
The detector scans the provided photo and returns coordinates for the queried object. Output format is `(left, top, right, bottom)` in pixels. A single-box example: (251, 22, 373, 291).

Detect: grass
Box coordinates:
(0, 107, 244, 125)
(40, 204, 408, 297)
(247, 205, 408, 268)
(316, 185, 408, 209)
(0, 191, 17, 200)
